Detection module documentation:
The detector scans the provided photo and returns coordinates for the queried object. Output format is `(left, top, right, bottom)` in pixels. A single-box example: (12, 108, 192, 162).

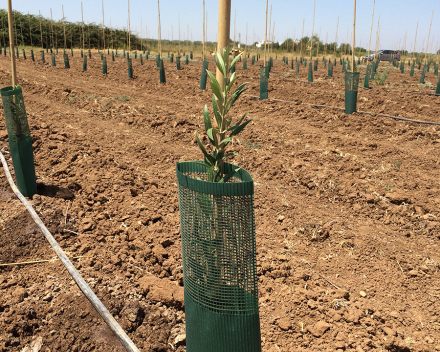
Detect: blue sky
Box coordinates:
(7, 0, 440, 53)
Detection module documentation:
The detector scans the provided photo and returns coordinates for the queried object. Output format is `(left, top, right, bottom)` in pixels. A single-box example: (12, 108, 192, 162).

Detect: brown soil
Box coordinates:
(0, 51, 440, 352)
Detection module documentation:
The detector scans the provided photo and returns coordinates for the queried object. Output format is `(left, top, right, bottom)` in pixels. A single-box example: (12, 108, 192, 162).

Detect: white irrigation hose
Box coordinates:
(0, 151, 140, 352)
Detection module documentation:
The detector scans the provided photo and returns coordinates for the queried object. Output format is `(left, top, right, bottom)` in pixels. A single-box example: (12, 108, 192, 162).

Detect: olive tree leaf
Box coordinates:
(203, 105, 212, 132)
(206, 70, 223, 103)
(230, 119, 252, 137)
(218, 167, 241, 183)
(196, 130, 216, 165)
(228, 112, 248, 131)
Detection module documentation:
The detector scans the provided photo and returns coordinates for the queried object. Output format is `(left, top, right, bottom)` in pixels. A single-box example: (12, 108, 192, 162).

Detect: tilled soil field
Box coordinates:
(0, 51, 440, 352)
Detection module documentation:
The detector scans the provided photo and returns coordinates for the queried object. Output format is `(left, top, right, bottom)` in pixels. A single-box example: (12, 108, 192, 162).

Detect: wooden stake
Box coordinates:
(128, 0, 131, 54)
(301, 19, 305, 56)
(425, 10, 434, 64)
(7, 0, 17, 87)
(81, 2, 84, 51)
(62, 5, 66, 49)
(50, 8, 53, 49)
(203, 0, 205, 59)
(368, 0, 375, 56)
(233, 9, 236, 48)
(157, 0, 161, 58)
(311, 0, 315, 58)
(246, 21, 248, 53)
(39, 11, 43, 49)
(333, 17, 338, 58)
(28, 12, 32, 47)
(141, 18, 143, 51)
(374, 15, 380, 60)
(352, 0, 356, 72)
(216, 0, 231, 90)
(264, 0, 268, 65)
(268, 5, 272, 50)
(102, 0, 105, 50)
(178, 15, 180, 54)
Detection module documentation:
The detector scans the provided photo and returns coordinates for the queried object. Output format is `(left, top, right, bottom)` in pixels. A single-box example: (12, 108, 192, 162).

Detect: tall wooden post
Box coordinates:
(102, 0, 105, 50)
(311, 0, 315, 58)
(216, 0, 231, 91)
(424, 11, 434, 65)
(203, 0, 205, 59)
(62, 5, 66, 49)
(301, 19, 304, 56)
(368, 0, 375, 57)
(7, 0, 17, 87)
(264, 0, 268, 66)
(157, 0, 161, 58)
(81, 2, 84, 51)
(39, 10, 42, 49)
(352, 0, 356, 72)
(128, 0, 131, 54)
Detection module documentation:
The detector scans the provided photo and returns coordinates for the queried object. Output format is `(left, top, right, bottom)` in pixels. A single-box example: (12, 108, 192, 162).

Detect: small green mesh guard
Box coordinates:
(345, 72, 359, 114)
(436, 74, 440, 95)
(1, 86, 37, 197)
(160, 59, 166, 83)
(200, 61, 208, 90)
(364, 65, 371, 88)
(64, 54, 70, 69)
(176, 161, 261, 352)
(128, 59, 133, 79)
(176, 56, 181, 70)
(102, 57, 107, 74)
(260, 66, 268, 100)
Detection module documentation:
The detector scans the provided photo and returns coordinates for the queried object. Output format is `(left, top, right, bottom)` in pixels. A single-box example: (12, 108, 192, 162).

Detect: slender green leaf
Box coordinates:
(218, 167, 241, 183)
(230, 119, 252, 137)
(222, 152, 237, 160)
(229, 52, 243, 72)
(226, 72, 236, 94)
(196, 131, 216, 164)
(212, 95, 223, 127)
(215, 50, 226, 76)
(219, 137, 232, 146)
(228, 112, 248, 131)
(207, 71, 223, 103)
(206, 127, 219, 142)
(203, 105, 212, 132)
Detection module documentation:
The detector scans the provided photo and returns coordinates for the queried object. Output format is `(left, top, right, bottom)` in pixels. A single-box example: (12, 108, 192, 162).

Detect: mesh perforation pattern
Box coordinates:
(177, 162, 258, 316)
(1, 86, 30, 141)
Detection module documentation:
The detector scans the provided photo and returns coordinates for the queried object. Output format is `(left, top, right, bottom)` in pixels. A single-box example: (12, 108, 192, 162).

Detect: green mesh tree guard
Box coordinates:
(123, 49, 126, 58)
(304, 59, 307, 67)
(51, 53, 56, 67)
(82, 56, 87, 71)
(186, 55, 189, 65)
(260, 66, 268, 100)
(418, 62, 421, 70)
(101, 54, 104, 60)
(243, 58, 247, 70)
(400, 61, 404, 73)
(41, 51, 45, 63)
(342, 61, 346, 73)
(420, 66, 426, 84)
(290, 59, 293, 69)
(146, 52, 149, 60)
(140, 54, 143, 65)
(22, 49, 26, 60)
(107, 48, 110, 54)
(334, 59, 336, 66)
(128, 59, 133, 79)
(300, 57, 303, 64)
(252, 56, 255, 65)
(170, 53, 174, 63)
(434, 64, 438, 76)
(324, 60, 326, 68)
(345, 72, 359, 115)
(190, 52, 193, 60)
(31, 50, 34, 61)
(314, 59, 318, 71)
(156, 55, 161, 68)
(88, 50, 91, 59)
(176, 161, 261, 352)
(81, 50, 83, 58)
(112, 52, 115, 61)
(64, 53, 70, 69)
(328, 63, 333, 77)
(71, 48, 73, 57)
(308, 62, 313, 82)
(103, 57, 107, 74)
(436, 75, 440, 95)
(1, 86, 37, 197)
(200, 61, 208, 90)
(176, 56, 181, 70)
(296, 61, 299, 75)
(135, 51, 137, 59)
(160, 59, 166, 83)
(15, 47, 19, 58)
(364, 65, 372, 89)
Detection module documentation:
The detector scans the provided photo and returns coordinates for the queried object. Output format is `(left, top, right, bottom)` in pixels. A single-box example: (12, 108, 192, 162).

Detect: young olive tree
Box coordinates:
(195, 47, 251, 182)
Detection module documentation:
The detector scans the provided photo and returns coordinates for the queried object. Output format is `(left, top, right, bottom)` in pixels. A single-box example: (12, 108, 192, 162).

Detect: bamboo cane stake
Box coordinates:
(50, 8, 53, 49)
(325, 32, 328, 56)
(178, 15, 180, 54)
(374, 14, 380, 60)
(424, 11, 434, 65)
(141, 18, 143, 51)
(334, 17, 338, 58)
(38, 10, 44, 50)
(28, 12, 32, 47)
(264, 0, 268, 66)
(203, 0, 205, 59)
(301, 19, 305, 56)
(268, 5, 272, 51)
(352, 0, 356, 72)
(7, 0, 17, 88)
(233, 8, 236, 48)
(317, 26, 321, 57)
(246, 21, 248, 53)
(206, 11, 208, 50)
(157, 0, 161, 58)
(271, 22, 275, 53)
(62, 5, 66, 49)
(311, 0, 315, 58)
(368, 0, 375, 57)
(128, 0, 131, 54)
(81, 2, 84, 51)
(102, 0, 105, 50)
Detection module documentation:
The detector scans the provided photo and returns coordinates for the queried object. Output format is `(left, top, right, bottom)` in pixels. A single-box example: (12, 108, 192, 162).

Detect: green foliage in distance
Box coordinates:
(374, 71, 390, 85)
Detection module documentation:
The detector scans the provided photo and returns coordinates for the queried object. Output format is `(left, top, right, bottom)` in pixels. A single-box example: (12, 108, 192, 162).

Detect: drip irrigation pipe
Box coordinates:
(0, 151, 140, 352)
(245, 95, 440, 126)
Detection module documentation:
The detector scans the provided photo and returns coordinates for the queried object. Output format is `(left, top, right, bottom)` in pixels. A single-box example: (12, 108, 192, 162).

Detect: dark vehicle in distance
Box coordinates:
(364, 50, 401, 61)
